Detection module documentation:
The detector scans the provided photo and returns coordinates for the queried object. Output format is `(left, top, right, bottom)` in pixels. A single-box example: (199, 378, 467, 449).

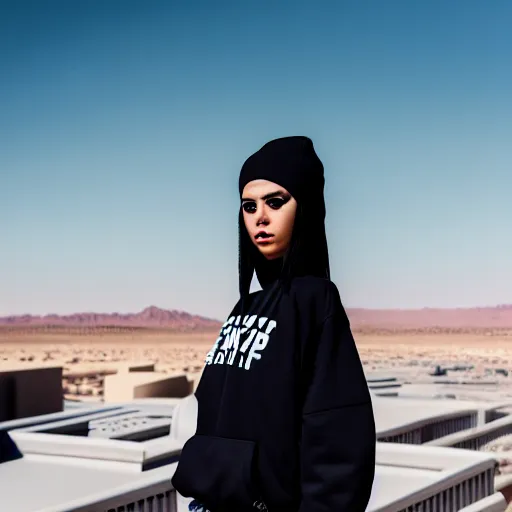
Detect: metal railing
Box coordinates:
(425, 413, 512, 451)
(394, 467, 495, 512)
(371, 443, 501, 512)
(378, 413, 478, 445)
(458, 492, 507, 512)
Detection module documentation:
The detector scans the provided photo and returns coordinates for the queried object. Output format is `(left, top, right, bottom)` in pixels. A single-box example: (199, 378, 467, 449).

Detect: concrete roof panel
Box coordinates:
(0, 458, 142, 512)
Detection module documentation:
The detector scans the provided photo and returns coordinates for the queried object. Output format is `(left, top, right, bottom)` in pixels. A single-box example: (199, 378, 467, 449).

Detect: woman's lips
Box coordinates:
(255, 232, 274, 244)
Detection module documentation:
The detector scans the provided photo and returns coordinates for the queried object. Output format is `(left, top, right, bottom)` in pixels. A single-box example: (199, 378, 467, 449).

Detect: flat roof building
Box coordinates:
(0, 394, 508, 511)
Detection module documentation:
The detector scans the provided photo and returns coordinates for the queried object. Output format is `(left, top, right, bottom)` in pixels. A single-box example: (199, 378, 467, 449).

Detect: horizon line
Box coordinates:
(2, 302, 512, 320)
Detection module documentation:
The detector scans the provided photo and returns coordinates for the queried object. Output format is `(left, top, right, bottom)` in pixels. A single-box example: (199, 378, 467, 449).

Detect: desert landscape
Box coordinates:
(4, 305, 512, 510)
(3, 305, 512, 402)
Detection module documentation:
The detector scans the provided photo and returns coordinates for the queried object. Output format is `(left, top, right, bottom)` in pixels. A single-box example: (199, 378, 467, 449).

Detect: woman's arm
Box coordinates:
(299, 288, 376, 512)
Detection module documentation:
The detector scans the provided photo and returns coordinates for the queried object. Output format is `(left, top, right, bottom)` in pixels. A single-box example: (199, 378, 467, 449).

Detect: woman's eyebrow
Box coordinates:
(241, 190, 286, 202)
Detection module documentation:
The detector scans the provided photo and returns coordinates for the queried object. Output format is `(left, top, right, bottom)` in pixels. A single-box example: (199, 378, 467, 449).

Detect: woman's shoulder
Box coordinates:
(290, 275, 339, 295)
(289, 276, 343, 319)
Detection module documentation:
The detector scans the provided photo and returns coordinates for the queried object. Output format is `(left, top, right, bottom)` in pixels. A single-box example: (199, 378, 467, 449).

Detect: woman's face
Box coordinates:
(241, 179, 297, 260)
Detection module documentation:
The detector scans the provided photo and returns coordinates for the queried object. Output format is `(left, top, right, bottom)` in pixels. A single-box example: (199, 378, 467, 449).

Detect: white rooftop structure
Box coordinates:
(0, 394, 509, 511)
(369, 443, 503, 511)
(372, 393, 482, 443)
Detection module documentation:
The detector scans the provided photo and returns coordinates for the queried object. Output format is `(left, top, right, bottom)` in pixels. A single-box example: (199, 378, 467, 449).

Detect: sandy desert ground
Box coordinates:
(4, 327, 512, 509)
(3, 327, 512, 399)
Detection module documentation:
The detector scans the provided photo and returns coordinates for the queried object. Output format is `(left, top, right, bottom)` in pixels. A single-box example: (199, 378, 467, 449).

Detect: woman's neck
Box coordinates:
(255, 257, 283, 289)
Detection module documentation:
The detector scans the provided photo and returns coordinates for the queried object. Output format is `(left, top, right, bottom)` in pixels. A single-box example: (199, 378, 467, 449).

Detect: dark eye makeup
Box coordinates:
(242, 201, 257, 213)
(242, 194, 290, 213)
(267, 197, 287, 209)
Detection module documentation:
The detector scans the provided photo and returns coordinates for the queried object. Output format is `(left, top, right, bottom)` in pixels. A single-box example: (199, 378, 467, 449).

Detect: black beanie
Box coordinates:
(239, 136, 325, 216)
(237, 136, 330, 299)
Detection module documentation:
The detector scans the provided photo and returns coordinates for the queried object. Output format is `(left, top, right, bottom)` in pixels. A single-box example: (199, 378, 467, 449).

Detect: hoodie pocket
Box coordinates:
(172, 434, 263, 512)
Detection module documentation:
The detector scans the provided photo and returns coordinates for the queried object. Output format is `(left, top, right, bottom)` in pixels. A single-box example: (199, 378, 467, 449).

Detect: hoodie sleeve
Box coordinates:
(298, 286, 376, 512)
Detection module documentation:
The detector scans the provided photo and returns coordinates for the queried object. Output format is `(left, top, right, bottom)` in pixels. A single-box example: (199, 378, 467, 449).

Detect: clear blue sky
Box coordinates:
(2, 0, 512, 320)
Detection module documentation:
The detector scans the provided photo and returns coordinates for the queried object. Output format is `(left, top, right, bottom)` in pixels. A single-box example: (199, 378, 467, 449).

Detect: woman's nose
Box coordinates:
(256, 209, 269, 226)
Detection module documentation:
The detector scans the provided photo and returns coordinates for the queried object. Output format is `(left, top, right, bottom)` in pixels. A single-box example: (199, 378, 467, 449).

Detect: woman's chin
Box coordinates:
(259, 248, 285, 260)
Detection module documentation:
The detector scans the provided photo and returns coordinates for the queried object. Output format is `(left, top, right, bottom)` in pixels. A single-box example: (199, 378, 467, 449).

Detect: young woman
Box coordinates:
(172, 136, 376, 512)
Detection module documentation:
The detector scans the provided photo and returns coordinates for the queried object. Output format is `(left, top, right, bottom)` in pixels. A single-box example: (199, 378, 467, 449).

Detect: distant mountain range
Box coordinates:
(347, 304, 512, 329)
(2, 304, 512, 330)
(0, 306, 221, 330)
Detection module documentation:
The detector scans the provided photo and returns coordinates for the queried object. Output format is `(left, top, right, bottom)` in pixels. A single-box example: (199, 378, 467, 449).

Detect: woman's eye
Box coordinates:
(242, 202, 256, 213)
(267, 198, 285, 209)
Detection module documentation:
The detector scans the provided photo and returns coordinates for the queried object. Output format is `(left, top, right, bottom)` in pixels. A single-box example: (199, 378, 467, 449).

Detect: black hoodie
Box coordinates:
(172, 137, 376, 512)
